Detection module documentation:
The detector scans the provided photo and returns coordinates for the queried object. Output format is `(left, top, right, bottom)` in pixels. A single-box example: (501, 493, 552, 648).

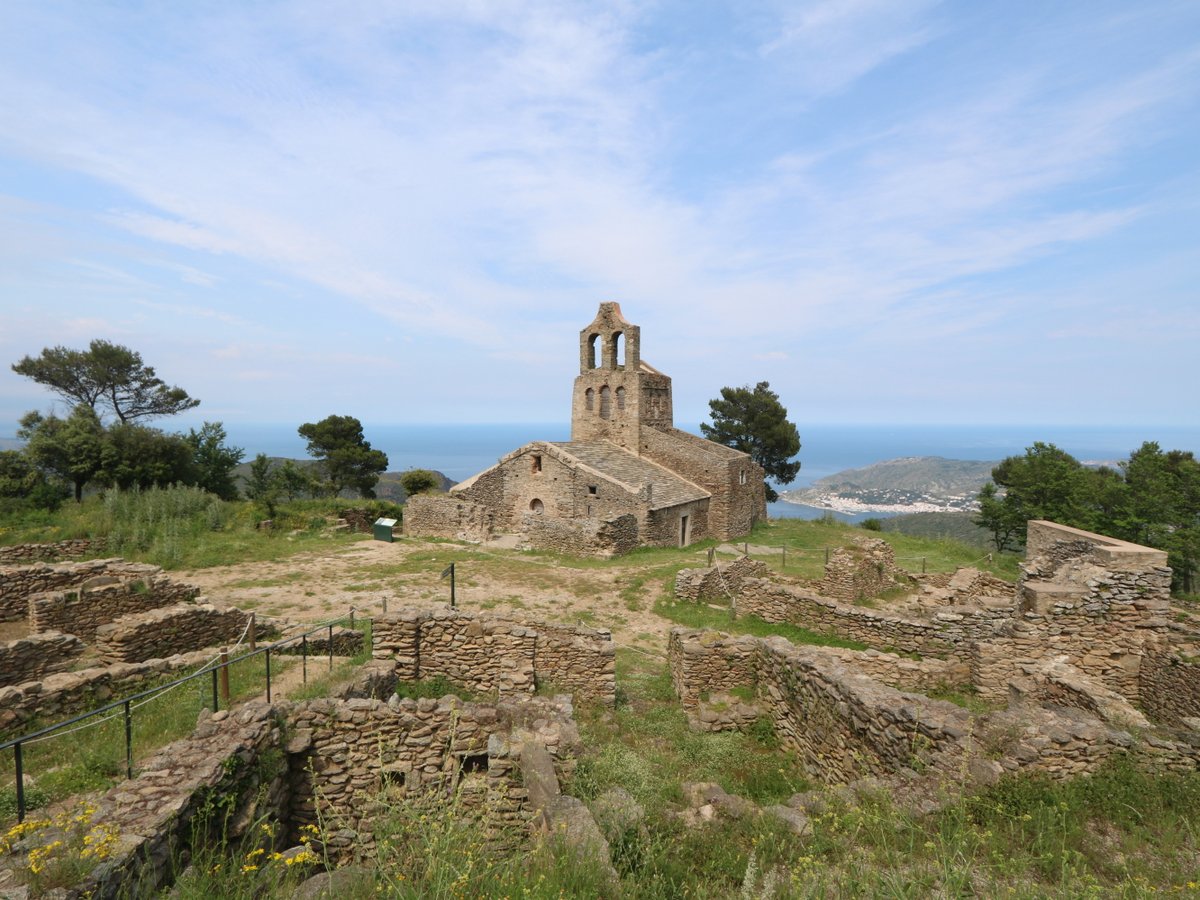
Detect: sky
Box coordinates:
(1, 0, 1198, 437)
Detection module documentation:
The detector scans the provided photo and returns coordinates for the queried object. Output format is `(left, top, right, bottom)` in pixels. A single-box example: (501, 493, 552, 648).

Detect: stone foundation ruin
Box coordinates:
(667, 520, 1200, 795)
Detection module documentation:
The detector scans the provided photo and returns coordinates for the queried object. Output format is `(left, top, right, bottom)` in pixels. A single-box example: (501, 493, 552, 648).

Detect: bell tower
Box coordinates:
(571, 303, 673, 450)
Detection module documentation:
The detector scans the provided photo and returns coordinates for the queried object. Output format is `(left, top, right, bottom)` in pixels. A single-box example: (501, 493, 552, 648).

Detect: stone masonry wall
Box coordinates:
(668, 627, 1200, 787)
(0, 557, 163, 623)
(94, 603, 251, 663)
(675, 557, 769, 603)
(0, 648, 217, 739)
(29, 576, 200, 640)
(372, 608, 616, 705)
(0, 631, 85, 687)
(734, 577, 1012, 659)
(402, 493, 496, 542)
(818, 538, 909, 602)
(0, 538, 106, 566)
(286, 694, 580, 860)
(519, 511, 640, 557)
(1138, 644, 1200, 728)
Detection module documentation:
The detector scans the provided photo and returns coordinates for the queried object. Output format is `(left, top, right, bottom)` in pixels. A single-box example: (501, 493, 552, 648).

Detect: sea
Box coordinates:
(218, 421, 1200, 526)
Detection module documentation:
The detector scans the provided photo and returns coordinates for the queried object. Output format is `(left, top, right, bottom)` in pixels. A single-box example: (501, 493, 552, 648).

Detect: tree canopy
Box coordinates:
(184, 422, 244, 501)
(399, 469, 441, 498)
(298, 415, 389, 498)
(13, 339, 199, 423)
(18, 406, 106, 502)
(700, 381, 801, 502)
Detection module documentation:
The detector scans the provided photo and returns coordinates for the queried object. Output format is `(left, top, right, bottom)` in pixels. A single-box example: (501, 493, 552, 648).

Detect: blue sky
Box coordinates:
(1, 1, 1197, 436)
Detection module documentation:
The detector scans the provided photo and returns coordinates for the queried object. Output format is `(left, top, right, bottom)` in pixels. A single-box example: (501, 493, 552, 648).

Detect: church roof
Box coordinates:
(552, 441, 709, 509)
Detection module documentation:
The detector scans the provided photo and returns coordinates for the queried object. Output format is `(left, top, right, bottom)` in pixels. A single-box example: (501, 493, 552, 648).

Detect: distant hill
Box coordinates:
(231, 458, 455, 502)
(780, 456, 998, 514)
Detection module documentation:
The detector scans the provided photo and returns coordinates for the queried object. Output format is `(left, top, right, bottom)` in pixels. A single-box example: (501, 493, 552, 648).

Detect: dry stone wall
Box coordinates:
(818, 538, 909, 602)
(94, 603, 250, 663)
(372, 608, 616, 704)
(286, 693, 580, 860)
(675, 557, 769, 604)
(0, 558, 163, 623)
(735, 577, 1011, 659)
(1138, 645, 1200, 728)
(669, 627, 1200, 788)
(402, 493, 497, 542)
(519, 511, 640, 557)
(28, 576, 199, 640)
(0, 538, 106, 565)
(0, 631, 85, 687)
(0, 648, 217, 739)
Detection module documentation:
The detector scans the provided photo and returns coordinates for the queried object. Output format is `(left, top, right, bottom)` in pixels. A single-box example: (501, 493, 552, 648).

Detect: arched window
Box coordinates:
(529, 498, 544, 514)
(613, 331, 625, 368)
(587, 334, 599, 369)
(599, 386, 611, 419)
(585, 387, 594, 411)
(616, 386, 626, 411)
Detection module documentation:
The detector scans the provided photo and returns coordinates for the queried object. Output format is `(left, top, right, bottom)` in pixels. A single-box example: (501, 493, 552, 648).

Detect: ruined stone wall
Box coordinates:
(519, 511, 640, 557)
(0, 558, 164, 623)
(735, 577, 1011, 659)
(0, 538, 106, 565)
(813, 646, 967, 694)
(0, 703, 289, 899)
(675, 557, 770, 603)
(818, 538, 909, 602)
(402, 493, 497, 542)
(29, 576, 200, 639)
(94, 603, 251, 663)
(0, 631, 85, 687)
(372, 608, 616, 704)
(286, 694, 579, 859)
(1138, 645, 1200, 728)
(0, 648, 217, 739)
(668, 629, 758, 709)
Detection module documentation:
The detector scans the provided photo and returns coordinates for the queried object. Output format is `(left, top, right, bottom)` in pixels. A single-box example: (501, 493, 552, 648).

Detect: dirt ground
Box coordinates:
(178, 536, 726, 655)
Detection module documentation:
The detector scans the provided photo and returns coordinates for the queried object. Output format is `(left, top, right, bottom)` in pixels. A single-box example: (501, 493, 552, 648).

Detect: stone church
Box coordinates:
(404, 303, 766, 555)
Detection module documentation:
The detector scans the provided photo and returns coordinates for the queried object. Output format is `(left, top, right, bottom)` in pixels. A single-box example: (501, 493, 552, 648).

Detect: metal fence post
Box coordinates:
(219, 648, 231, 705)
(328, 625, 334, 671)
(249, 613, 257, 652)
(266, 647, 272, 703)
(124, 700, 133, 780)
(302, 635, 308, 683)
(211, 668, 219, 711)
(15, 742, 25, 823)
(349, 608, 355, 631)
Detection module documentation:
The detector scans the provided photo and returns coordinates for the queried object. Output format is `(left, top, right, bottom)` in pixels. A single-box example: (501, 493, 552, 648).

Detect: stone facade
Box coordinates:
(0, 558, 164, 623)
(0, 631, 85, 687)
(372, 608, 616, 705)
(406, 304, 766, 554)
(0, 538, 106, 566)
(93, 603, 251, 664)
(28, 577, 200, 640)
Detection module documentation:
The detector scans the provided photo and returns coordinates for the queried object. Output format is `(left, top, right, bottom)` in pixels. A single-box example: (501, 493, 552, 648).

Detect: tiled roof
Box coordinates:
(553, 441, 709, 509)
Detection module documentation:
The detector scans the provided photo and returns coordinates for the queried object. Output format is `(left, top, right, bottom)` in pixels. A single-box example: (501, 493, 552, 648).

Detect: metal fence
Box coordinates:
(1, 613, 367, 823)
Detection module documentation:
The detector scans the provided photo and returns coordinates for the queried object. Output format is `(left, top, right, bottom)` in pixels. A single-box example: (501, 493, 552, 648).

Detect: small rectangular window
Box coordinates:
(532, 455, 542, 474)
(588, 485, 598, 495)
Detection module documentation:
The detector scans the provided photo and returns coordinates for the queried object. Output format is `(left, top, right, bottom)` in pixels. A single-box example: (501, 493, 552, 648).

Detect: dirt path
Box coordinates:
(177, 536, 722, 653)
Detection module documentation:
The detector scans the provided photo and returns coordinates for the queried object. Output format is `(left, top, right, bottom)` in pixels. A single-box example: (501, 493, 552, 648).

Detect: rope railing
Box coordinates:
(1, 612, 368, 824)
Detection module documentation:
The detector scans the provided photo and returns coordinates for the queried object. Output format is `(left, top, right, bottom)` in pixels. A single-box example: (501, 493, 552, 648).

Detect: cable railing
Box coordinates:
(1, 612, 368, 824)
